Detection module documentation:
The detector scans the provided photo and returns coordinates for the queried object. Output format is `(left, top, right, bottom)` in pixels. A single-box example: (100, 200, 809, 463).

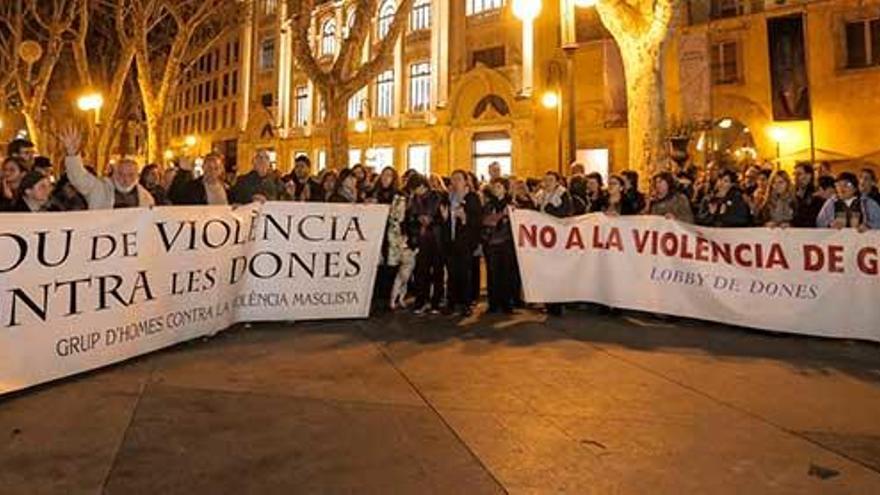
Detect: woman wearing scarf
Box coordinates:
(329, 169, 361, 203)
(482, 178, 516, 313)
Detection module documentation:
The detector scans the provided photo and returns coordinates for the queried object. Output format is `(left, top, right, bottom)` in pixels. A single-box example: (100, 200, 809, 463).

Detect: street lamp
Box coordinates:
(513, 0, 542, 97)
(354, 99, 373, 166)
(77, 92, 104, 124)
(767, 125, 787, 169)
(512, 0, 542, 19)
(545, 61, 566, 174)
(184, 135, 198, 148)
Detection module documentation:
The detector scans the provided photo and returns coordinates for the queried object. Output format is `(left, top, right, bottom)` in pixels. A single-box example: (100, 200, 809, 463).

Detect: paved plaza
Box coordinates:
(2, 308, 879, 494)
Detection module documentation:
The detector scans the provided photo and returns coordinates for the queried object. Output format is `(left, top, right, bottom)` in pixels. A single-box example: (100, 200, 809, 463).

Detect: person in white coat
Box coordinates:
(59, 127, 155, 210)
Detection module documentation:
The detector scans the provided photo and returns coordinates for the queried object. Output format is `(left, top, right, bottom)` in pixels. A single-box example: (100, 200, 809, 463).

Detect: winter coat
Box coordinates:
(229, 170, 285, 204)
(649, 193, 694, 223)
(65, 155, 155, 210)
(168, 170, 229, 205)
(816, 195, 880, 229)
(697, 188, 752, 228)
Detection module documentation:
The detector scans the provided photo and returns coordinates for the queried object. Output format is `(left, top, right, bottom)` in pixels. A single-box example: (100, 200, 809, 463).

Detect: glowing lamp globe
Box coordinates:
(541, 91, 560, 109)
(512, 0, 542, 21)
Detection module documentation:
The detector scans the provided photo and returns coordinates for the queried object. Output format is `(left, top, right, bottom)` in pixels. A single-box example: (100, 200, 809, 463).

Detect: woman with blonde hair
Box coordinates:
(757, 170, 796, 227)
(428, 173, 447, 193)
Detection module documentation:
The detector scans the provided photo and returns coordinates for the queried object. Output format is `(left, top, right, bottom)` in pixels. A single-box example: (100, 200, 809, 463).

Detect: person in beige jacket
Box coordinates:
(59, 127, 155, 210)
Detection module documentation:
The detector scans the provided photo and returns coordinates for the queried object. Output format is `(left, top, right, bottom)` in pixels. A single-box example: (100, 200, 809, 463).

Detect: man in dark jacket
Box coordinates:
(697, 169, 752, 227)
(168, 153, 229, 205)
(443, 170, 483, 316)
(229, 150, 284, 204)
(283, 155, 321, 202)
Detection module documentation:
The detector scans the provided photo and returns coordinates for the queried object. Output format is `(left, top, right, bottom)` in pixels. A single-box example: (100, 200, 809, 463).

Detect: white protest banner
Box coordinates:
(0, 202, 388, 394)
(512, 210, 880, 343)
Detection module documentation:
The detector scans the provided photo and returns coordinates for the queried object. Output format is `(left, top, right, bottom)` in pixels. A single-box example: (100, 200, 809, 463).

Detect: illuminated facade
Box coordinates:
(167, 0, 880, 178)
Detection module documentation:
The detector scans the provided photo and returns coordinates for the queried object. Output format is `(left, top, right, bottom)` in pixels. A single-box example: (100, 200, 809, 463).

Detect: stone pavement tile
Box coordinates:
(595, 349, 880, 436)
(550, 414, 880, 494)
(0, 360, 152, 495)
(103, 384, 503, 494)
(437, 410, 618, 494)
(440, 408, 880, 494)
(148, 323, 423, 407)
(380, 324, 739, 422)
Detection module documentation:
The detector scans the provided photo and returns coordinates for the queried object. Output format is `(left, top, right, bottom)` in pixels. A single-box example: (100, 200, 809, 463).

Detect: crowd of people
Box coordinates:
(2, 128, 879, 316)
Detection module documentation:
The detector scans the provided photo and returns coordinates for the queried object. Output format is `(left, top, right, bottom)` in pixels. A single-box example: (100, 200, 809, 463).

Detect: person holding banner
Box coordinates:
(168, 154, 229, 206)
(60, 128, 156, 210)
(604, 175, 638, 216)
(816, 172, 880, 231)
(647, 172, 693, 223)
(534, 171, 573, 219)
(230, 150, 284, 204)
(696, 169, 753, 228)
(534, 171, 573, 316)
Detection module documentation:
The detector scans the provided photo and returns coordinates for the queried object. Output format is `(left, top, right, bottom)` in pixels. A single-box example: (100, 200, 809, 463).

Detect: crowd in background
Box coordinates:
(2, 127, 880, 316)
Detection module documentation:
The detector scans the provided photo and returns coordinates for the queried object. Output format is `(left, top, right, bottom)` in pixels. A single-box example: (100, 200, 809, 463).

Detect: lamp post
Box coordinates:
(354, 98, 373, 167)
(77, 92, 104, 124)
(767, 125, 786, 170)
(543, 61, 564, 174)
(513, 0, 542, 97)
(77, 92, 104, 163)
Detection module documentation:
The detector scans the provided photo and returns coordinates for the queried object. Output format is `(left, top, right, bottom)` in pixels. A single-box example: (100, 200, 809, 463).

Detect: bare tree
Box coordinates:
(596, 0, 675, 176)
(0, 6, 17, 115)
(69, 0, 135, 168)
(288, 0, 414, 170)
(1, 0, 78, 153)
(120, 0, 241, 163)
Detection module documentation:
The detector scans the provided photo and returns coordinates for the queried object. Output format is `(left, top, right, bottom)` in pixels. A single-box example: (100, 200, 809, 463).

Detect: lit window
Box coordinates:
(260, 38, 275, 70)
(473, 134, 512, 180)
(409, 62, 431, 112)
(321, 18, 337, 56)
(711, 40, 740, 84)
(376, 70, 394, 117)
(407, 144, 431, 175)
(349, 149, 362, 167)
(845, 18, 880, 68)
(295, 86, 310, 127)
(348, 89, 366, 120)
(710, 0, 745, 19)
(377, 0, 396, 39)
(317, 150, 327, 171)
(370, 146, 395, 169)
(410, 0, 431, 32)
(466, 0, 504, 16)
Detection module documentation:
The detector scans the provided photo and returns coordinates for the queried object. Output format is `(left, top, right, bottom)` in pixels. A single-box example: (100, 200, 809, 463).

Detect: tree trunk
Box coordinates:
(95, 127, 114, 172)
(21, 109, 41, 154)
(620, 40, 666, 178)
(326, 97, 349, 170)
(145, 112, 165, 164)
